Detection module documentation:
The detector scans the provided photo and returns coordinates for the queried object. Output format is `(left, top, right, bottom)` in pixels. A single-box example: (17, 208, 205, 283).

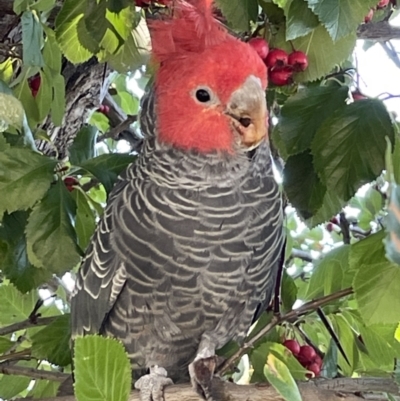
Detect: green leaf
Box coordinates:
(0, 148, 57, 216)
(215, 0, 258, 31)
(264, 354, 302, 401)
(74, 336, 131, 401)
(0, 285, 36, 326)
(321, 339, 338, 378)
(106, 29, 149, 73)
(21, 11, 44, 67)
(30, 0, 56, 12)
(0, 212, 51, 293)
(354, 261, 400, 325)
(28, 380, 60, 399)
(283, 151, 326, 221)
(72, 190, 97, 250)
(113, 92, 139, 116)
(312, 99, 394, 201)
(68, 125, 98, 165)
(392, 134, 400, 185)
(0, 134, 10, 151)
(0, 361, 37, 399)
(305, 245, 349, 300)
(84, 0, 108, 45)
(0, 337, 14, 353)
(281, 271, 297, 313)
(12, 66, 40, 126)
(0, 92, 25, 130)
(79, 153, 136, 193)
(349, 187, 383, 230)
(329, 314, 358, 376)
(42, 28, 62, 72)
(25, 180, 81, 274)
(286, 0, 319, 41)
(386, 185, 400, 265)
(13, 0, 30, 14)
(36, 68, 53, 121)
(306, 0, 378, 41)
(350, 230, 386, 271)
(267, 342, 309, 380)
(108, 0, 131, 13)
(55, 0, 93, 64)
(51, 73, 66, 126)
(278, 86, 348, 156)
(359, 324, 398, 370)
(31, 314, 72, 366)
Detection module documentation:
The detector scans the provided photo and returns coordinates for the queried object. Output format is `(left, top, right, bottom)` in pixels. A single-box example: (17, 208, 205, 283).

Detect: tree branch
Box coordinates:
(13, 378, 399, 401)
(219, 288, 353, 375)
(0, 316, 57, 336)
(357, 21, 400, 41)
(0, 364, 69, 382)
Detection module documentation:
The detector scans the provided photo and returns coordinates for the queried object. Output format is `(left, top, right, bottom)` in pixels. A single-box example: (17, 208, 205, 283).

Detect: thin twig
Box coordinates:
(381, 41, 400, 69)
(0, 316, 58, 336)
(0, 363, 69, 382)
(97, 115, 138, 142)
(339, 212, 351, 244)
(218, 287, 353, 375)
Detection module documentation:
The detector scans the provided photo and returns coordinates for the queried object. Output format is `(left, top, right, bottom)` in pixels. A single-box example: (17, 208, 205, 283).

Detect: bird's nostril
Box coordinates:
(239, 117, 251, 128)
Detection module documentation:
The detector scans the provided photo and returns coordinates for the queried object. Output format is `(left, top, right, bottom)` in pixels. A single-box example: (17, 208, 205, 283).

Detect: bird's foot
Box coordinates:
(134, 366, 173, 401)
(188, 356, 218, 401)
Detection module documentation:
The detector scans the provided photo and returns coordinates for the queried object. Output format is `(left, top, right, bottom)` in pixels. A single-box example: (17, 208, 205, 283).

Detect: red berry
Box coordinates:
(313, 354, 323, 368)
(288, 51, 308, 72)
(299, 345, 316, 362)
(364, 9, 374, 23)
(265, 49, 289, 69)
(29, 75, 41, 91)
(377, 0, 390, 8)
(248, 38, 269, 61)
(269, 67, 293, 86)
(307, 362, 321, 378)
(29, 75, 41, 97)
(326, 222, 334, 232)
(352, 91, 367, 101)
(98, 104, 110, 114)
(330, 216, 339, 225)
(64, 177, 78, 186)
(135, 0, 151, 6)
(283, 340, 301, 356)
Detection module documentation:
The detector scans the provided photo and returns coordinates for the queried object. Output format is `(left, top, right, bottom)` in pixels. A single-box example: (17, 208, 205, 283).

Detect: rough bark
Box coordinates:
(14, 378, 400, 401)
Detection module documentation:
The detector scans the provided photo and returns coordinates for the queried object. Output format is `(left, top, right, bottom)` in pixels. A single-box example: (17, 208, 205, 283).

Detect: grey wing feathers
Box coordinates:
(70, 179, 128, 337)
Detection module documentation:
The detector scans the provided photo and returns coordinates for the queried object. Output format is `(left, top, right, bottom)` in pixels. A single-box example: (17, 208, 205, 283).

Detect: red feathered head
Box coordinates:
(148, 0, 268, 153)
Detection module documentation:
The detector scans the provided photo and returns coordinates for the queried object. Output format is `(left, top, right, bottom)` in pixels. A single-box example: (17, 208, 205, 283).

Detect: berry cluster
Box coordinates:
(97, 104, 110, 115)
(364, 0, 391, 23)
(283, 340, 323, 378)
(248, 38, 309, 86)
(64, 176, 79, 192)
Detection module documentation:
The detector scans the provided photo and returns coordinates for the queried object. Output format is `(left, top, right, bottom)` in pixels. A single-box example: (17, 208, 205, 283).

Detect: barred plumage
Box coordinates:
(71, 90, 284, 381)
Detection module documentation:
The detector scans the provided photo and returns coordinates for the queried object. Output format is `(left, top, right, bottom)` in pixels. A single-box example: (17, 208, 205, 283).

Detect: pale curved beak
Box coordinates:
(225, 75, 267, 149)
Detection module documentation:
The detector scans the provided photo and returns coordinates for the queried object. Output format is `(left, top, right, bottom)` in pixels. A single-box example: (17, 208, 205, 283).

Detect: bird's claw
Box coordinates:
(188, 356, 218, 401)
(134, 366, 173, 401)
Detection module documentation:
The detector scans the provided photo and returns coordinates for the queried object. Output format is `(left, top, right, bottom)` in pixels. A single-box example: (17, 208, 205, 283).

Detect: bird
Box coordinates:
(70, 1, 284, 400)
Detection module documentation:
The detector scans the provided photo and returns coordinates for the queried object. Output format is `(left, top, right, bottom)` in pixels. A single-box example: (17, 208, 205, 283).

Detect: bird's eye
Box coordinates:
(239, 117, 252, 128)
(195, 89, 211, 103)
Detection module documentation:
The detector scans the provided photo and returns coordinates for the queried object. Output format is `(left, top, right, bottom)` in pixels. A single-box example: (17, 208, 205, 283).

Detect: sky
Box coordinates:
(355, 13, 400, 119)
